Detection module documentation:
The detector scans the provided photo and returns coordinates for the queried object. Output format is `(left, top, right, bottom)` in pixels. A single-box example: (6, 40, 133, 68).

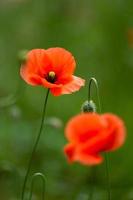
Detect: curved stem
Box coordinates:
(88, 77, 101, 200)
(21, 89, 50, 200)
(29, 173, 46, 200)
(88, 77, 111, 200)
(88, 77, 101, 113)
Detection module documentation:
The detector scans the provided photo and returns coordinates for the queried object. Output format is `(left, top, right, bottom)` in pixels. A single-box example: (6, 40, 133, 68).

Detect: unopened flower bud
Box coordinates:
(81, 100, 96, 113)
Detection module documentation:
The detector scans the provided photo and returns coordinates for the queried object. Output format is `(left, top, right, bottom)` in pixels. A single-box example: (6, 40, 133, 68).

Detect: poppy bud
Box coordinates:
(18, 50, 28, 64)
(81, 100, 96, 113)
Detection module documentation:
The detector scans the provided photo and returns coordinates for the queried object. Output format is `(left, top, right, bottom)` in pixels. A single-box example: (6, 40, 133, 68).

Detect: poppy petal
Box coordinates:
(20, 49, 52, 85)
(46, 47, 76, 75)
(50, 76, 85, 96)
(75, 152, 103, 165)
(77, 129, 111, 154)
(64, 143, 75, 163)
(64, 143, 103, 165)
(65, 113, 107, 143)
(41, 79, 62, 89)
(61, 76, 85, 95)
(50, 87, 62, 96)
(101, 113, 126, 151)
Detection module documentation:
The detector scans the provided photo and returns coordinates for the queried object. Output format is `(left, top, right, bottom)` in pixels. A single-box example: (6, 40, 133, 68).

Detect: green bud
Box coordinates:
(81, 100, 96, 113)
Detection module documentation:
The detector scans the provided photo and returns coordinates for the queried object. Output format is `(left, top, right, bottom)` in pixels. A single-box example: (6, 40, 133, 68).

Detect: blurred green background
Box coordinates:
(0, 0, 132, 199)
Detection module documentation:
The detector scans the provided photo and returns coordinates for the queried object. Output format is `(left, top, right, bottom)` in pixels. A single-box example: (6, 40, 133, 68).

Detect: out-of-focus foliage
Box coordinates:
(0, 0, 132, 199)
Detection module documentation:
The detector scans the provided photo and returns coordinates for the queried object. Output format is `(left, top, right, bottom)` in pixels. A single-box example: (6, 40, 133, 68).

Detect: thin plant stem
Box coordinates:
(21, 89, 50, 200)
(88, 77, 111, 200)
(87, 77, 101, 200)
(88, 77, 101, 113)
(29, 173, 46, 200)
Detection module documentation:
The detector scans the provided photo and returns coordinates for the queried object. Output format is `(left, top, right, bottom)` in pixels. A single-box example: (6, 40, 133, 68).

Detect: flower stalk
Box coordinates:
(88, 77, 101, 113)
(21, 89, 50, 200)
(29, 173, 46, 200)
(88, 77, 111, 200)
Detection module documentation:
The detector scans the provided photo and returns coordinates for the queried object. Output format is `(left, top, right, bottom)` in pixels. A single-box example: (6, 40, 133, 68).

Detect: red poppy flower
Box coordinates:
(64, 113, 126, 165)
(20, 48, 85, 96)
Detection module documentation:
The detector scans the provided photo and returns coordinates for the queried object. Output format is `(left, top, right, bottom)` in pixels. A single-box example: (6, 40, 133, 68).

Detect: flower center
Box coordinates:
(47, 71, 56, 83)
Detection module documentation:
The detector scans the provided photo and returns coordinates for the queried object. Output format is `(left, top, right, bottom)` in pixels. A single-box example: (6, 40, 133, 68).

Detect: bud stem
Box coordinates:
(88, 77, 101, 113)
(88, 77, 111, 200)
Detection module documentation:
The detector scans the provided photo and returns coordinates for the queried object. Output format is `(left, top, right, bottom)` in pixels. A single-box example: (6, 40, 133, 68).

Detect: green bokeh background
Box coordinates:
(0, 0, 132, 199)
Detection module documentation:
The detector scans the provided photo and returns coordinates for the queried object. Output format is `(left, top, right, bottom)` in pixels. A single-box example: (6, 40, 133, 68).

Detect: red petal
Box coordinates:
(50, 87, 62, 96)
(75, 152, 103, 165)
(65, 113, 107, 143)
(64, 143, 75, 163)
(20, 49, 52, 85)
(101, 113, 126, 151)
(46, 47, 76, 76)
(50, 76, 85, 96)
(61, 76, 85, 94)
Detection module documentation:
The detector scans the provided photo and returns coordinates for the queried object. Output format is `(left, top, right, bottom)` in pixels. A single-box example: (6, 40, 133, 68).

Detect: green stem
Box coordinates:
(87, 78, 101, 200)
(105, 153, 111, 200)
(21, 89, 50, 200)
(29, 173, 46, 200)
(88, 77, 111, 199)
(88, 77, 101, 113)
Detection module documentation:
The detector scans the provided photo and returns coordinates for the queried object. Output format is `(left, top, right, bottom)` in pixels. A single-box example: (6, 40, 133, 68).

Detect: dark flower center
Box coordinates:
(46, 71, 56, 83)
